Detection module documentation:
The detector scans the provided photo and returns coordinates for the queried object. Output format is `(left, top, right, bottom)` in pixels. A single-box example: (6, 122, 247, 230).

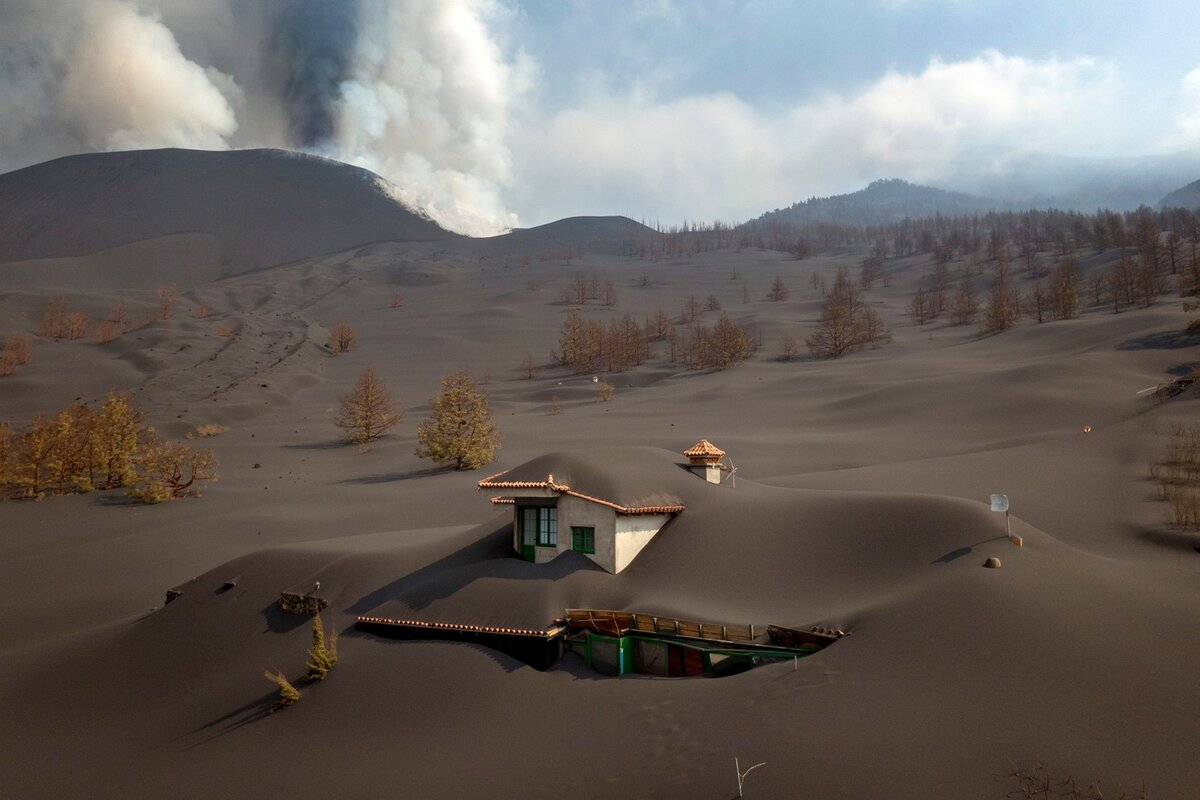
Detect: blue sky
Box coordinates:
(494, 0, 1200, 227)
(1, 0, 1197, 233)
(516, 1, 1196, 108)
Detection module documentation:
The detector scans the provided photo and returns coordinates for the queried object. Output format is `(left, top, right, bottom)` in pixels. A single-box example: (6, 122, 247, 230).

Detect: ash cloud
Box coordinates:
(270, 0, 362, 148)
(0, 0, 527, 235)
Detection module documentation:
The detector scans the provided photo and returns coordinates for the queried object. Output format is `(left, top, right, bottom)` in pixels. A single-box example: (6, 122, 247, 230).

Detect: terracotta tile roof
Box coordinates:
(479, 469, 685, 516)
(357, 615, 564, 638)
(478, 472, 571, 492)
(683, 439, 725, 458)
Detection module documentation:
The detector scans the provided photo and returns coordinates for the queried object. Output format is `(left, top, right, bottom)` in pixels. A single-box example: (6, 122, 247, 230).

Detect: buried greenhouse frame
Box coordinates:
(570, 630, 823, 678)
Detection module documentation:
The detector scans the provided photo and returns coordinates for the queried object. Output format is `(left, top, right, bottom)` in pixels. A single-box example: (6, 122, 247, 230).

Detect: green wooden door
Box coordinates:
(519, 507, 537, 562)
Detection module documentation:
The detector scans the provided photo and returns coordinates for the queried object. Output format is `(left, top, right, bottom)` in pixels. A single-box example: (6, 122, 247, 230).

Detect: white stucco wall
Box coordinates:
(508, 496, 674, 573)
(556, 494, 617, 572)
(614, 514, 671, 573)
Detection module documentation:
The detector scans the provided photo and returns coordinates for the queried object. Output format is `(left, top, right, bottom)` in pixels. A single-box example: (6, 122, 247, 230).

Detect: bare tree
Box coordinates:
(1026, 281, 1050, 323)
(777, 333, 798, 361)
(649, 309, 672, 340)
(682, 295, 701, 323)
(64, 312, 88, 340)
(907, 288, 933, 325)
(950, 277, 979, 326)
(329, 321, 358, 355)
(1049, 257, 1080, 319)
(111, 297, 130, 332)
(806, 267, 888, 358)
(1137, 254, 1166, 307)
(981, 262, 1019, 334)
(2, 333, 30, 368)
(157, 283, 179, 320)
(40, 296, 67, 339)
(335, 366, 403, 448)
(520, 355, 537, 379)
(768, 276, 789, 302)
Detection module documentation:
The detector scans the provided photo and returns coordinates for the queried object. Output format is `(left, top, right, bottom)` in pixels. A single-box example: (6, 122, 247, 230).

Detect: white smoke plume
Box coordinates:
(0, 0, 528, 235)
(328, 0, 532, 235)
(0, 0, 240, 162)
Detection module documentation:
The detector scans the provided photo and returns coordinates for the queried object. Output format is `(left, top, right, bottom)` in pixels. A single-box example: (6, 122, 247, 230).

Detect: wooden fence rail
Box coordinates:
(564, 608, 757, 643)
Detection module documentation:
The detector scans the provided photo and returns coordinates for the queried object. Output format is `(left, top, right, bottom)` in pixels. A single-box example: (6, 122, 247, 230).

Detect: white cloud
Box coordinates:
(514, 50, 1135, 224)
(1162, 66, 1200, 150)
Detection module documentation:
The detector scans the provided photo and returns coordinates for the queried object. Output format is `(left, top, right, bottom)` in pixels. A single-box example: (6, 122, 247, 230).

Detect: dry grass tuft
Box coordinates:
(1006, 760, 1147, 800)
(187, 423, 230, 439)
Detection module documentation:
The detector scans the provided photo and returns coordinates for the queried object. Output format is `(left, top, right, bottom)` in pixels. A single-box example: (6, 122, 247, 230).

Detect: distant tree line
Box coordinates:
(521, 203, 1200, 268)
(554, 306, 755, 375)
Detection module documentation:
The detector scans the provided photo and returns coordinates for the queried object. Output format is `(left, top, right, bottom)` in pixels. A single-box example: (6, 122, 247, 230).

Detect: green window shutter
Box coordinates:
(571, 526, 595, 554)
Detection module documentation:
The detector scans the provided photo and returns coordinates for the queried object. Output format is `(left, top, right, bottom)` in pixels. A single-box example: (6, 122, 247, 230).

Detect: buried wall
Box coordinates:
(615, 514, 671, 573)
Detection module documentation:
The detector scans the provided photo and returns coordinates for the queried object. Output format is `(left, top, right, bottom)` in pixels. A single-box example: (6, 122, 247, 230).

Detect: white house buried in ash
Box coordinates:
(478, 440, 732, 573)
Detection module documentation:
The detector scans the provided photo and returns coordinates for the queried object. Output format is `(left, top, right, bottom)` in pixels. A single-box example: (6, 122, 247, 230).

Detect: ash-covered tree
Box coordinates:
(49, 403, 96, 494)
(777, 332, 798, 361)
(92, 391, 146, 489)
(329, 321, 358, 355)
(1025, 281, 1050, 323)
(806, 267, 887, 358)
(14, 414, 57, 499)
(1050, 257, 1080, 319)
(157, 283, 179, 320)
(415, 371, 500, 470)
(981, 262, 1019, 334)
(768, 276, 789, 301)
(951, 277, 979, 325)
(907, 288, 933, 325)
(2, 334, 30, 372)
(335, 366, 402, 447)
(129, 436, 218, 503)
(0, 423, 9, 491)
(711, 312, 751, 368)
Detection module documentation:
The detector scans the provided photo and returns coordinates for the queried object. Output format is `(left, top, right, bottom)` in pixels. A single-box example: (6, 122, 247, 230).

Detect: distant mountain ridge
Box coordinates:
(1159, 178, 1200, 210)
(942, 148, 1200, 212)
(752, 178, 1000, 227)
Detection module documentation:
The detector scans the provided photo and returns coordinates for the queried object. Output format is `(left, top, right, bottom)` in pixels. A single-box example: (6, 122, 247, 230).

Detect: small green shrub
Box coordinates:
(264, 669, 300, 709)
(305, 613, 338, 682)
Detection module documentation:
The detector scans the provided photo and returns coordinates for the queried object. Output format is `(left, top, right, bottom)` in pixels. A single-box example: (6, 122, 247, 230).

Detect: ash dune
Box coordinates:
(0, 148, 1198, 799)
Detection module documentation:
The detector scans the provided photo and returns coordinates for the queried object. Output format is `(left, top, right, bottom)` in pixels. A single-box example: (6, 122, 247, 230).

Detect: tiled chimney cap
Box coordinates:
(683, 439, 725, 463)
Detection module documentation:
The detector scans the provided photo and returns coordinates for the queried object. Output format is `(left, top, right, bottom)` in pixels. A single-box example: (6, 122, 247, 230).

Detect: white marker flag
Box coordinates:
(990, 494, 1009, 513)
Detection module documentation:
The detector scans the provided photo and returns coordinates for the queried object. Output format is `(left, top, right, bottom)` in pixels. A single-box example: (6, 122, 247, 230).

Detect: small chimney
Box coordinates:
(683, 439, 725, 484)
